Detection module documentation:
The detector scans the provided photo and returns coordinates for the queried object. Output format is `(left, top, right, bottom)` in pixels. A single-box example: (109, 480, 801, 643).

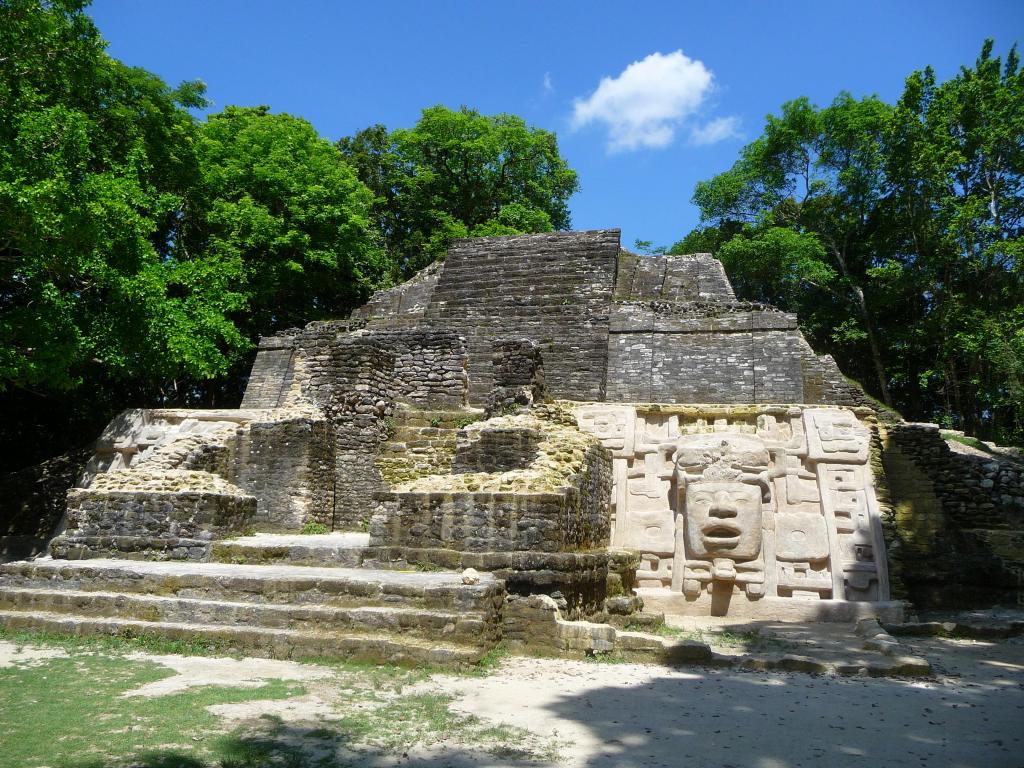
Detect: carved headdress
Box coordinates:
(673, 433, 772, 500)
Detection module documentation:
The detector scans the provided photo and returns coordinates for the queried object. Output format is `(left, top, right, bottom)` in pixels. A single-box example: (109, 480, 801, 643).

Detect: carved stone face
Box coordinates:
(683, 480, 763, 561)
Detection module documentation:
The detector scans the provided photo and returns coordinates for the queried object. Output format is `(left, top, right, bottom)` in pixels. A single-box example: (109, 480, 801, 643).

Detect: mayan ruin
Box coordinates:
(3, 228, 1021, 674)
(3, 4, 1021, 764)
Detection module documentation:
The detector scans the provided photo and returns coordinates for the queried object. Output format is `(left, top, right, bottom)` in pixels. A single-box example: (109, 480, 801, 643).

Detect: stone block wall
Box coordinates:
(295, 326, 395, 530)
(882, 423, 1024, 607)
(452, 426, 544, 474)
(351, 261, 442, 329)
(614, 250, 736, 301)
(346, 229, 870, 410)
(72, 408, 335, 534)
(240, 333, 299, 409)
(230, 416, 334, 529)
(488, 339, 546, 415)
(372, 428, 612, 553)
(606, 303, 807, 403)
(235, 321, 475, 529)
(423, 229, 619, 403)
(368, 330, 468, 408)
(53, 478, 255, 561)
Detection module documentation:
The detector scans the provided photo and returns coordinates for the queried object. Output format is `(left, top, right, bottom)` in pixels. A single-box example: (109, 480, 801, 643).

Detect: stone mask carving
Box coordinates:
(674, 433, 771, 565)
(682, 480, 763, 560)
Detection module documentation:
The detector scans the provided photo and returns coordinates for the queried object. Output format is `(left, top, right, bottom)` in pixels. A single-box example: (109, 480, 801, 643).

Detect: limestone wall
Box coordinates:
(574, 402, 893, 616)
(614, 251, 736, 301)
(452, 426, 544, 474)
(240, 333, 299, 409)
(231, 416, 334, 529)
(53, 471, 255, 561)
(346, 230, 868, 409)
(371, 406, 613, 554)
(883, 422, 1024, 607)
(72, 408, 333, 533)
(421, 229, 619, 403)
(351, 261, 442, 329)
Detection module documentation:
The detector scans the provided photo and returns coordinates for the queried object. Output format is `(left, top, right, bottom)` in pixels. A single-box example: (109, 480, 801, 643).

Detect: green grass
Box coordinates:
(0, 632, 557, 767)
(299, 521, 330, 535)
(0, 627, 241, 658)
(941, 431, 993, 452)
(0, 642, 305, 768)
(618, 623, 801, 653)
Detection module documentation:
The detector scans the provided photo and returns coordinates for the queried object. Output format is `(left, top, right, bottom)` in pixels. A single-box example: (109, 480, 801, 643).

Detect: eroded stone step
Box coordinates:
(0, 610, 487, 667)
(0, 559, 502, 613)
(0, 587, 491, 644)
(213, 533, 370, 567)
(394, 411, 484, 428)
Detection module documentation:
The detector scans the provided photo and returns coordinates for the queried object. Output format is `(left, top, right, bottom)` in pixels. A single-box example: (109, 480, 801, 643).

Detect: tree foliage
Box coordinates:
(182, 106, 383, 342)
(338, 106, 579, 276)
(679, 41, 1024, 441)
(0, 1, 382, 465)
(0, 0, 211, 393)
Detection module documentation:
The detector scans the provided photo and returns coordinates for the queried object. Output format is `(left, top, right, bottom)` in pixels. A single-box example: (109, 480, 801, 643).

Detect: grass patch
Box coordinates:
(332, 690, 555, 760)
(941, 431, 993, 453)
(0, 632, 557, 766)
(619, 623, 801, 653)
(0, 627, 238, 658)
(0, 643, 304, 768)
(299, 521, 330, 535)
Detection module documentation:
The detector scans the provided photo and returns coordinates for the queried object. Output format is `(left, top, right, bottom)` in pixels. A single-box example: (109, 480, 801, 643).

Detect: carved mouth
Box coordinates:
(701, 523, 741, 547)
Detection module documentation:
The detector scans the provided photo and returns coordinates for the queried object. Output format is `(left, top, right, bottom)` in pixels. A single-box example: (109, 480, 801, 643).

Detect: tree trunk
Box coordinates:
(851, 284, 893, 406)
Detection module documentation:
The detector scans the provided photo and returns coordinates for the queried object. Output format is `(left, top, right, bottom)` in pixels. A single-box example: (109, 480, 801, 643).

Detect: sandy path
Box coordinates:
(433, 636, 1024, 768)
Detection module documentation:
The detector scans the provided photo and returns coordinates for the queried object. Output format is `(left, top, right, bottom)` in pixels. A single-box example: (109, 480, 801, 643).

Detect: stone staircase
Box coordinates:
(0, 556, 503, 667)
(376, 407, 484, 485)
(0, 406, 506, 668)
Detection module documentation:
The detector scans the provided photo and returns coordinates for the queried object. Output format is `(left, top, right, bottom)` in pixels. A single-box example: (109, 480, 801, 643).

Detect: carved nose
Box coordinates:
(709, 502, 737, 519)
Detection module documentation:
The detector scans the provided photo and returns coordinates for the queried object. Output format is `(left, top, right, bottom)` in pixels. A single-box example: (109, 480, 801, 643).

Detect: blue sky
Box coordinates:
(90, 0, 1022, 250)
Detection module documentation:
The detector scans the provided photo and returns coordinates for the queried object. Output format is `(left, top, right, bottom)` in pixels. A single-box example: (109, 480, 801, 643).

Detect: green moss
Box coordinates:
(941, 431, 992, 452)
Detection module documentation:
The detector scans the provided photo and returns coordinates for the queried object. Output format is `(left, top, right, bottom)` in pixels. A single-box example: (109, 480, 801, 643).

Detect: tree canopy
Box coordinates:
(338, 106, 579, 277)
(0, 1, 382, 464)
(0, 3, 583, 467)
(0, 0, 211, 393)
(182, 105, 383, 345)
(678, 41, 1024, 442)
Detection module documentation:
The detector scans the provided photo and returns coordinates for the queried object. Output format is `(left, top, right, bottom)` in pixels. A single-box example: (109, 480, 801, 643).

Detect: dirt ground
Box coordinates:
(3, 632, 1021, 768)
(422, 634, 1024, 768)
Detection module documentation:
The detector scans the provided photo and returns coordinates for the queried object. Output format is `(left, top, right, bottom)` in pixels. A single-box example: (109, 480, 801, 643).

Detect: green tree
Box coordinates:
(338, 106, 579, 276)
(685, 94, 897, 404)
(0, 0, 221, 394)
(0, 3, 385, 466)
(678, 41, 1024, 441)
(0, 0, 247, 465)
(182, 106, 384, 344)
(886, 40, 1024, 436)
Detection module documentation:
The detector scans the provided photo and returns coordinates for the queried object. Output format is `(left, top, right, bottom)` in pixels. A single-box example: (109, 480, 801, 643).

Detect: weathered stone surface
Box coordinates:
(573, 402, 893, 618)
(352, 230, 873, 408)
(882, 422, 1024, 608)
(14, 226, 1017, 669)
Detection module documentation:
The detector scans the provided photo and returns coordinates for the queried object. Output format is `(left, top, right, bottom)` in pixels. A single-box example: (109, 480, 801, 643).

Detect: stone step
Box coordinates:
(394, 410, 484, 428)
(0, 609, 486, 667)
(0, 587, 491, 644)
(212, 533, 370, 567)
(379, 441, 455, 456)
(0, 559, 502, 613)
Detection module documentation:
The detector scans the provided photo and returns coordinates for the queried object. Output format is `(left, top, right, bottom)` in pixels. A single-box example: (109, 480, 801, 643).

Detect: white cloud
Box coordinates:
(542, 72, 554, 94)
(689, 115, 742, 146)
(572, 50, 714, 152)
